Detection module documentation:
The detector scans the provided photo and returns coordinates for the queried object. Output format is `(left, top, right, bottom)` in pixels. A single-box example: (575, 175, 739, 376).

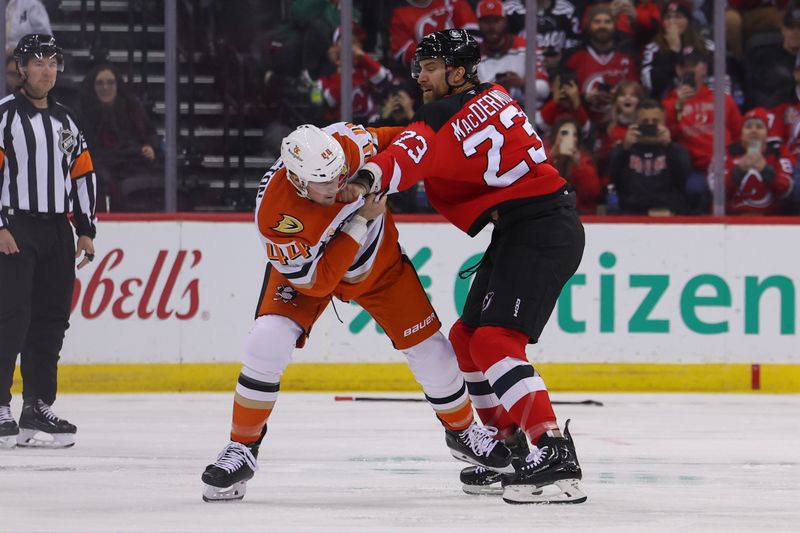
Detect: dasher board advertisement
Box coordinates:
(65, 220, 800, 365)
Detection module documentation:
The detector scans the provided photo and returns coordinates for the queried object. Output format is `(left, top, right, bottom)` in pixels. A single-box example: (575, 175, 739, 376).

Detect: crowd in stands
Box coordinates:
(8, 0, 800, 215)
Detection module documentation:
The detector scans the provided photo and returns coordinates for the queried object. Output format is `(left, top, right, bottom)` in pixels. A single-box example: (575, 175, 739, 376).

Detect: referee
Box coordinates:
(0, 34, 97, 449)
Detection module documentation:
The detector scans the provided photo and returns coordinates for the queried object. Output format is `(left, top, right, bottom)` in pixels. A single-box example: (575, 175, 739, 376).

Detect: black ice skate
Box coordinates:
(17, 400, 77, 448)
(445, 422, 513, 473)
(501, 419, 586, 504)
(0, 405, 19, 449)
(202, 440, 262, 502)
(460, 428, 530, 495)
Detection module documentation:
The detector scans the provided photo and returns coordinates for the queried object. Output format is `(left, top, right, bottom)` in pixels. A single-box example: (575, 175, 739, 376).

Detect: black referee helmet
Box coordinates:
(13, 34, 65, 73)
(411, 29, 480, 82)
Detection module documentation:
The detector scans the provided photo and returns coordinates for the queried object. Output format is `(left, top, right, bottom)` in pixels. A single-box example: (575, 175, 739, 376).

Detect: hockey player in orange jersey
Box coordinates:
(201, 122, 513, 502)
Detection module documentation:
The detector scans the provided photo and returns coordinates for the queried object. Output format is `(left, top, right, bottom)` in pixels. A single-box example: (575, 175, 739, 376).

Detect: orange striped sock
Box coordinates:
(436, 400, 474, 431)
(230, 393, 275, 444)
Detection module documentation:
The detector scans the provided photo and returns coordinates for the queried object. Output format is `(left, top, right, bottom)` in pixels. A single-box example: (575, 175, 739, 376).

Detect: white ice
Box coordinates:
(1, 392, 798, 533)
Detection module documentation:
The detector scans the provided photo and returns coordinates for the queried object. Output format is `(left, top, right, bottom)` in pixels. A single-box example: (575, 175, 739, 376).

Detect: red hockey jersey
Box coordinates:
(390, 0, 478, 65)
(724, 144, 794, 215)
(663, 85, 743, 170)
(367, 83, 567, 236)
(563, 46, 638, 122)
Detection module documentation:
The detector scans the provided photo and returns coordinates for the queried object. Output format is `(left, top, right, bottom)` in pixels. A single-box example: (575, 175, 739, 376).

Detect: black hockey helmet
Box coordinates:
(13, 34, 64, 72)
(411, 29, 480, 81)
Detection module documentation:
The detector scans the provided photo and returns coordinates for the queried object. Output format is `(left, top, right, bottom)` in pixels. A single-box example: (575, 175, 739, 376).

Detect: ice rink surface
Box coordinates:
(1, 392, 798, 533)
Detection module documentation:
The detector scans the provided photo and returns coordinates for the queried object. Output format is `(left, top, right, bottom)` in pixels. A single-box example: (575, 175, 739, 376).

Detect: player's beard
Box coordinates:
(421, 84, 445, 103)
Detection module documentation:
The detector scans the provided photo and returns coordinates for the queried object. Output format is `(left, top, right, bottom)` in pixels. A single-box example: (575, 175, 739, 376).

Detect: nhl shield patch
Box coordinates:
(58, 128, 76, 155)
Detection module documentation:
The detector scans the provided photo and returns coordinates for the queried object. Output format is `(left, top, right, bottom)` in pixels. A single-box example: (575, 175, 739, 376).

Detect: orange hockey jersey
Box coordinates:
(254, 122, 404, 298)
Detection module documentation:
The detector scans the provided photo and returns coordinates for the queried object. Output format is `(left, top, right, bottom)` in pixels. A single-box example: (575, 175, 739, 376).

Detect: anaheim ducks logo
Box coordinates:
(272, 214, 304, 234)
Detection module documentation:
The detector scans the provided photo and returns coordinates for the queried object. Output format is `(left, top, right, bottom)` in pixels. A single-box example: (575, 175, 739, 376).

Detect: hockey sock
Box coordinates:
(469, 326, 558, 443)
(435, 400, 474, 431)
(230, 371, 279, 444)
(450, 320, 518, 439)
(403, 330, 475, 432)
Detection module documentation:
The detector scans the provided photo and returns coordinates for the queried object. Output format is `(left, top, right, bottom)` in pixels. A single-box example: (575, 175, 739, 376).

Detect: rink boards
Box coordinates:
(12, 215, 800, 393)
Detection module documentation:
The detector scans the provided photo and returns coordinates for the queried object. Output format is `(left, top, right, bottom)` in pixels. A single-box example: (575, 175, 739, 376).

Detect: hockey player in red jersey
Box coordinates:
(200, 122, 512, 502)
(346, 29, 587, 504)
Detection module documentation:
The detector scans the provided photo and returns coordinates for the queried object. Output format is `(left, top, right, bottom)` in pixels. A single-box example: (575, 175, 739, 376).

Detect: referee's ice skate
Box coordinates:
(460, 428, 530, 495)
(445, 422, 513, 473)
(16, 400, 76, 448)
(202, 441, 260, 502)
(501, 419, 586, 504)
(0, 405, 19, 449)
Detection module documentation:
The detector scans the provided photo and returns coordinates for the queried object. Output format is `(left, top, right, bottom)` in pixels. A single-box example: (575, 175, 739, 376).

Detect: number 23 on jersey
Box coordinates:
(462, 105, 547, 188)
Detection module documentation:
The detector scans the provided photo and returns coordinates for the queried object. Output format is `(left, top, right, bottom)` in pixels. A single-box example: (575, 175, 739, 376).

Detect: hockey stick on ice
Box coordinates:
(334, 396, 603, 406)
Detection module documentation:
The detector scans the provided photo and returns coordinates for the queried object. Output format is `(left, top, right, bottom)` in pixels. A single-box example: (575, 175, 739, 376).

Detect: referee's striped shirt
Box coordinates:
(0, 91, 97, 238)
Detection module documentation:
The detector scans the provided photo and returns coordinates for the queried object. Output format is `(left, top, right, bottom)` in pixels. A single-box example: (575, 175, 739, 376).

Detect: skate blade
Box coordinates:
(1, 434, 18, 449)
(16, 428, 75, 448)
(502, 478, 586, 505)
(202, 481, 247, 502)
(462, 482, 503, 496)
(449, 450, 515, 474)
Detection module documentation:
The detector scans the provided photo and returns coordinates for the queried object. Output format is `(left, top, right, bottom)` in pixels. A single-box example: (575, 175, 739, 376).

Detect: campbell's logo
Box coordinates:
(71, 249, 202, 320)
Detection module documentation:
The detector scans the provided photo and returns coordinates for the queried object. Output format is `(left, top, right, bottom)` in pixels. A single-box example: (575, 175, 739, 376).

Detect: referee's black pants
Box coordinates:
(0, 211, 75, 407)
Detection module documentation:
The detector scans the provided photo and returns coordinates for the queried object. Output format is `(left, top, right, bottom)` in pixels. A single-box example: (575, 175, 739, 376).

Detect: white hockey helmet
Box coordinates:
(280, 125, 348, 198)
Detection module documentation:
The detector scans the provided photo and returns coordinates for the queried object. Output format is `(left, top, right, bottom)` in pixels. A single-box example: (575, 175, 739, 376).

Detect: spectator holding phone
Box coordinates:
(548, 117, 603, 214)
(595, 80, 646, 176)
(319, 25, 393, 124)
(371, 80, 417, 128)
(721, 107, 795, 215)
(608, 98, 692, 215)
(563, 4, 639, 124)
(536, 68, 590, 138)
(663, 48, 742, 213)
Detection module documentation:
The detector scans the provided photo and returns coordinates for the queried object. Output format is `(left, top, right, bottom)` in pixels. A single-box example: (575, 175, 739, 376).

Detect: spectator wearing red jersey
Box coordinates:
(563, 4, 639, 124)
(389, 0, 478, 67)
(535, 68, 590, 138)
(548, 117, 603, 213)
(319, 26, 393, 124)
(611, 0, 661, 51)
(663, 48, 743, 213)
(640, 1, 713, 100)
(722, 107, 795, 214)
(767, 52, 800, 158)
(595, 79, 645, 176)
(475, 0, 549, 109)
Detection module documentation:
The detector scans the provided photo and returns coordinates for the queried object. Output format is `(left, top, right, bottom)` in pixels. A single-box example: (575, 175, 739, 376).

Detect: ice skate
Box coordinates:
(501, 419, 586, 504)
(17, 400, 76, 448)
(461, 428, 530, 495)
(0, 405, 19, 449)
(445, 421, 513, 473)
(202, 441, 261, 502)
